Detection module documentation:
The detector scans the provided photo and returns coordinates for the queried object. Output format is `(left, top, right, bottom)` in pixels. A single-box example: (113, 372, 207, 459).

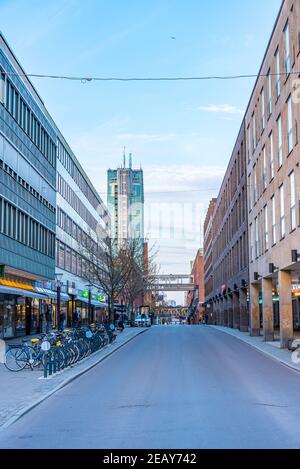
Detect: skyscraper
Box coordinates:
(107, 151, 144, 245)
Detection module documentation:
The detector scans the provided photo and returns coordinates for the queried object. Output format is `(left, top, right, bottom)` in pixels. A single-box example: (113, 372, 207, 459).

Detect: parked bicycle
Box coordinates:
(4, 337, 51, 372)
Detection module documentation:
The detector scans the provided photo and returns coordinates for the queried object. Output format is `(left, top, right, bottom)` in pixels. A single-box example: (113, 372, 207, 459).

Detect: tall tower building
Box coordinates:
(107, 151, 144, 245)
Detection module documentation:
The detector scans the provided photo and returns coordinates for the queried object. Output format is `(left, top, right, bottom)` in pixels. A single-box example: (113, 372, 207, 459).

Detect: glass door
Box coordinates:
(3, 295, 16, 338)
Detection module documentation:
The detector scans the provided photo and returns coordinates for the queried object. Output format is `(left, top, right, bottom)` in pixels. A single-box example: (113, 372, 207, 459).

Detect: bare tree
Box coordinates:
(82, 234, 158, 324)
(82, 237, 131, 322)
(122, 240, 158, 322)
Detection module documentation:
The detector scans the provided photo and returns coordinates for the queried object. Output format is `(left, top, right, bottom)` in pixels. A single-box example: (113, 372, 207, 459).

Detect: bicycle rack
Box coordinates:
(43, 331, 115, 378)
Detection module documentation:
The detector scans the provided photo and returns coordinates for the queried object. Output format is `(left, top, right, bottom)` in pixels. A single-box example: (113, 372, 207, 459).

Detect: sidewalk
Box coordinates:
(0, 327, 148, 430)
(209, 325, 300, 372)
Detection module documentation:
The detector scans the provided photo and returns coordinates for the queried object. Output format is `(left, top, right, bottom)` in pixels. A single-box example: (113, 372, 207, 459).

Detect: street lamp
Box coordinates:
(55, 272, 63, 330)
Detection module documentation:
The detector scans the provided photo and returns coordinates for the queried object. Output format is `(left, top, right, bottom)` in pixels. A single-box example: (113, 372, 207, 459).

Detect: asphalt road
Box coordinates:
(1, 325, 300, 449)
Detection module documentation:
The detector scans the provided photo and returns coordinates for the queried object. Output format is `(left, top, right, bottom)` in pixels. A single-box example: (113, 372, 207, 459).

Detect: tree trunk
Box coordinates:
(108, 294, 114, 324)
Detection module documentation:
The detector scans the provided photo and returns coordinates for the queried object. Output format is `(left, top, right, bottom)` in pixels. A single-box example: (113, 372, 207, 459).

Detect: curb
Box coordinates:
(209, 325, 300, 374)
(0, 328, 149, 431)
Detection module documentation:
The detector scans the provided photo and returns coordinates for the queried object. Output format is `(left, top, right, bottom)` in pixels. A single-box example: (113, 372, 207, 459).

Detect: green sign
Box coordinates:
(82, 290, 89, 298)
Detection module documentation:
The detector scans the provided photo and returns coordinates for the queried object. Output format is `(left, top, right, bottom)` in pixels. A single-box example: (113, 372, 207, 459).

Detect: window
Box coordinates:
(285, 22, 291, 76)
(275, 48, 280, 98)
(253, 164, 257, 203)
(262, 146, 267, 190)
(279, 185, 285, 238)
(0, 72, 5, 104)
(277, 115, 282, 167)
(250, 223, 254, 262)
(247, 125, 251, 161)
(287, 96, 293, 153)
(71, 252, 77, 275)
(264, 205, 269, 251)
(65, 248, 71, 272)
(252, 113, 256, 151)
(261, 88, 265, 131)
(268, 70, 272, 116)
(58, 243, 65, 269)
(269, 132, 274, 179)
(248, 174, 252, 211)
(290, 171, 296, 230)
(271, 195, 276, 245)
(255, 216, 259, 258)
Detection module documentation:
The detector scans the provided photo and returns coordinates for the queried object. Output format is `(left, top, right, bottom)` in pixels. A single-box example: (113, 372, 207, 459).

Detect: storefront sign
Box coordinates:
(68, 287, 78, 296)
(0, 278, 34, 291)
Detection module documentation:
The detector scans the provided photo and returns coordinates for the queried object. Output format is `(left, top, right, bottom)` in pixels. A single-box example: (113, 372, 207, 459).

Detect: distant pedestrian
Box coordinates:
(118, 319, 124, 332)
(74, 309, 81, 327)
(45, 304, 52, 333)
(59, 311, 65, 331)
(205, 314, 209, 325)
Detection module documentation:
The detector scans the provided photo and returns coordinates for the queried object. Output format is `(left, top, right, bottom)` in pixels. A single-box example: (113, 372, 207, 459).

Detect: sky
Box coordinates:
(0, 0, 282, 303)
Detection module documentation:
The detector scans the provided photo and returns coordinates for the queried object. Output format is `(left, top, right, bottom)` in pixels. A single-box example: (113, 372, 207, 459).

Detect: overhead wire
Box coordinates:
(2, 70, 300, 83)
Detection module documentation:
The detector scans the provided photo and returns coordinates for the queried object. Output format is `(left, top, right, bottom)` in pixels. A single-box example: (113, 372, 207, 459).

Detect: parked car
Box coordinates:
(134, 314, 151, 327)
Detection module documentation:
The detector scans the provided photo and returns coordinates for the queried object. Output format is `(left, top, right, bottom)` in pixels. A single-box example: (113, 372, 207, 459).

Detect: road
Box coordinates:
(1, 325, 300, 449)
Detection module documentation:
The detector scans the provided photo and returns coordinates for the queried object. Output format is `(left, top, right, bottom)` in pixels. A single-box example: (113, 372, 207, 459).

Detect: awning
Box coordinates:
(0, 285, 46, 299)
(34, 287, 70, 302)
(76, 297, 107, 308)
(92, 300, 108, 308)
(60, 293, 70, 302)
(35, 287, 57, 299)
(76, 296, 90, 305)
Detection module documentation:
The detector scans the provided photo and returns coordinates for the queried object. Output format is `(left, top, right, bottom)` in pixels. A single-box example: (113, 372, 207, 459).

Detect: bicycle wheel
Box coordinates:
(4, 347, 27, 371)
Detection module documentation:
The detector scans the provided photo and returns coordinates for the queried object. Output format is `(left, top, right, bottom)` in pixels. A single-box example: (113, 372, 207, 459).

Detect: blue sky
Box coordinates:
(1, 0, 282, 302)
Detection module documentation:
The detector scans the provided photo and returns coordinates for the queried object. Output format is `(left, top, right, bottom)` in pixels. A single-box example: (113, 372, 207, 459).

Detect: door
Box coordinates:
(25, 298, 31, 336)
(3, 296, 16, 338)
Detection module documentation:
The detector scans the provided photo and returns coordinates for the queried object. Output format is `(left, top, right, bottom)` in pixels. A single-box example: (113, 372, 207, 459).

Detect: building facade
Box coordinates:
(56, 132, 109, 328)
(0, 33, 56, 338)
(246, 0, 300, 348)
(187, 248, 204, 323)
(203, 198, 216, 323)
(107, 153, 144, 246)
(0, 33, 110, 338)
(205, 124, 249, 331)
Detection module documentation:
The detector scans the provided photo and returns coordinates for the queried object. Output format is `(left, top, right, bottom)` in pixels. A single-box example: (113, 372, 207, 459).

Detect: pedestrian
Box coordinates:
(118, 319, 124, 332)
(205, 313, 209, 325)
(45, 304, 52, 333)
(40, 303, 47, 334)
(59, 311, 65, 331)
(75, 309, 81, 326)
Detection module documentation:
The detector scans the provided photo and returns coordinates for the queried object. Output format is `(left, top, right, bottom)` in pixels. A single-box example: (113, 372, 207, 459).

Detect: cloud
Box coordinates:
(144, 164, 225, 193)
(198, 104, 245, 115)
(117, 133, 176, 143)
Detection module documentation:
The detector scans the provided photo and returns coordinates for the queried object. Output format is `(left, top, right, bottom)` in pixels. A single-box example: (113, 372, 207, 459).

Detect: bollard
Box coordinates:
(0, 339, 6, 363)
(44, 353, 48, 379)
(49, 350, 53, 376)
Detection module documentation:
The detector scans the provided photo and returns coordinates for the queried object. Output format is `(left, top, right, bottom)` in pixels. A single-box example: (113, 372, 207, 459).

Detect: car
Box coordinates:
(134, 314, 151, 327)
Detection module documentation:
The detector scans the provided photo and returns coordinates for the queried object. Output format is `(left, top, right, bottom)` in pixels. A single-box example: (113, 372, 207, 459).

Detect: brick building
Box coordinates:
(187, 249, 204, 323)
(246, 0, 300, 348)
(203, 198, 216, 323)
(205, 124, 249, 330)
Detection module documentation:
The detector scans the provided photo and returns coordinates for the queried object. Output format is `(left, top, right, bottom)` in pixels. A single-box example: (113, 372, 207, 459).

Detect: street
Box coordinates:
(0, 325, 300, 449)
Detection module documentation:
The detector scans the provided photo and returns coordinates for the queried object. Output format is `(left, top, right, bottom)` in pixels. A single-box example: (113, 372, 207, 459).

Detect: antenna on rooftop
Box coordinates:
(123, 146, 126, 168)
